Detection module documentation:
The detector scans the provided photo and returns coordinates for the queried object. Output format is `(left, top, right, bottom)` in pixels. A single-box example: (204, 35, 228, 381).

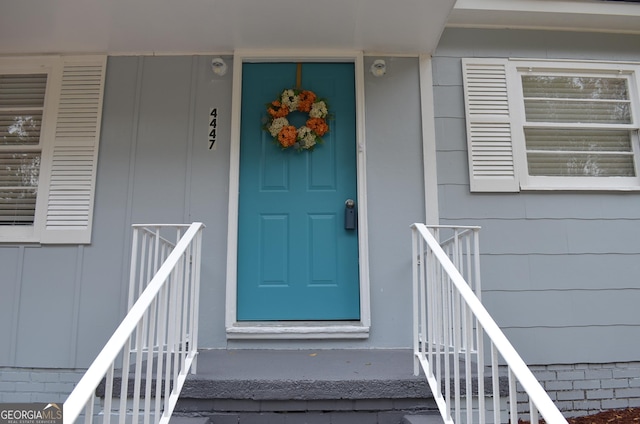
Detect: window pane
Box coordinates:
(522, 76, 629, 100)
(0, 152, 40, 225)
(0, 189, 37, 224)
(0, 74, 47, 108)
(524, 100, 631, 124)
(525, 129, 632, 152)
(527, 152, 635, 177)
(522, 75, 631, 124)
(0, 111, 43, 145)
(0, 72, 46, 226)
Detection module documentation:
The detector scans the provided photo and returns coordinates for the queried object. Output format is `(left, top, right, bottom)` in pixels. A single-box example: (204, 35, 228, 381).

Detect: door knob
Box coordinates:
(345, 199, 356, 230)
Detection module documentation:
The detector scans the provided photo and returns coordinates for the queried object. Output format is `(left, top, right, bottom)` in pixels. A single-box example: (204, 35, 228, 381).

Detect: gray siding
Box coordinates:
(362, 56, 426, 348)
(434, 28, 640, 365)
(0, 245, 86, 368)
(0, 55, 426, 368)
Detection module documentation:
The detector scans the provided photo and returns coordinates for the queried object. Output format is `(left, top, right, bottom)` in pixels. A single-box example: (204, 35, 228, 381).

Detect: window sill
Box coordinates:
(226, 321, 370, 340)
(520, 174, 640, 191)
(0, 227, 39, 244)
(520, 184, 640, 192)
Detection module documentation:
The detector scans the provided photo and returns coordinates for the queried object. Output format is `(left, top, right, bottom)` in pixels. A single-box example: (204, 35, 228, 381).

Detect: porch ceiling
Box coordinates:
(0, 0, 456, 56)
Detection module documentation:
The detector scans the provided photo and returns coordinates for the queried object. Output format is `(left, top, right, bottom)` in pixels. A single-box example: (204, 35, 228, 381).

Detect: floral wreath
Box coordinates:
(264, 88, 330, 151)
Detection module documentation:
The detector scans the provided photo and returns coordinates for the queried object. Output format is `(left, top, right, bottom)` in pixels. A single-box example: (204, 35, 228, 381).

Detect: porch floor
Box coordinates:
(179, 348, 430, 401)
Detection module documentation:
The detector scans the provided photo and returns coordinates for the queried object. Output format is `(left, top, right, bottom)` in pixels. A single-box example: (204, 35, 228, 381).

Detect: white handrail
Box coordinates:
(63, 222, 205, 424)
(412, 223, 567, 424)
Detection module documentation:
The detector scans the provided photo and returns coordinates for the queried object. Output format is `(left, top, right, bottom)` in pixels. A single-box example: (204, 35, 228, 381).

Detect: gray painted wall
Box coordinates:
(0, 55, 426, 368)
(433, 28, 640, 365)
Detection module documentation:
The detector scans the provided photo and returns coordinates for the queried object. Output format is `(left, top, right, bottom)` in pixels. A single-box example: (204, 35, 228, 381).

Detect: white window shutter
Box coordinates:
(39, 56, 106, 244)
(462, 59, 519, 192)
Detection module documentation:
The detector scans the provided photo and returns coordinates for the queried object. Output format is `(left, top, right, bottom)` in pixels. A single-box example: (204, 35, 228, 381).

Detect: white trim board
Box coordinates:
(449, 0, 640, 34)
(419, 54, 440, 226)
(224, 50, 371, 339)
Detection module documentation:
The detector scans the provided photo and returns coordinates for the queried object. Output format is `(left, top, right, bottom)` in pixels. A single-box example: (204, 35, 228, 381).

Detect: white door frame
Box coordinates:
(225, 50, 371, 339)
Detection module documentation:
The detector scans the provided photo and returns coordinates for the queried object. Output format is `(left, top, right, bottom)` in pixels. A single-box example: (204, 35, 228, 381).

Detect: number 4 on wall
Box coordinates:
(209, 108, 218, 150)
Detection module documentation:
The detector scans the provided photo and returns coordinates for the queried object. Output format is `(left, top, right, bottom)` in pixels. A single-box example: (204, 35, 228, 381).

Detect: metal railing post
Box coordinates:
(411, 223, 567, 424)
(63, 223, 205, 424)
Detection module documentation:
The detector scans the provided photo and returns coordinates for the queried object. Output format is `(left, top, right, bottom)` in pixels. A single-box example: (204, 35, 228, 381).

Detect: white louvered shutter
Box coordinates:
(39, 56, 106, 244)
(462, 59, 519, 192)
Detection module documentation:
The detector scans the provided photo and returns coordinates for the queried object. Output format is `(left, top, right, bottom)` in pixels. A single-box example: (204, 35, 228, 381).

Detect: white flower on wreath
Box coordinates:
(309, 100, 328, 119)
(268, 117, 289, 137)
(281, 89, 299, 111)
(297, 126, 317, 149)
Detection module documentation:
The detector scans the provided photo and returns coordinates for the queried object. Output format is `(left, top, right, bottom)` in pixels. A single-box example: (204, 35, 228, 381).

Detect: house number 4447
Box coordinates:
(209, 108, 218, 149)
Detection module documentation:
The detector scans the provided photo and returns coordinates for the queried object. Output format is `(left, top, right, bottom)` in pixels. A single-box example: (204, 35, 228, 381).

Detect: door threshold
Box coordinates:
(226, 321, 370, 340)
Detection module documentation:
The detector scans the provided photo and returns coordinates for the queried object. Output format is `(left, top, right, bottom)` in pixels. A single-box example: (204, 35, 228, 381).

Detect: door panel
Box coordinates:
(237, 62, 359, 321)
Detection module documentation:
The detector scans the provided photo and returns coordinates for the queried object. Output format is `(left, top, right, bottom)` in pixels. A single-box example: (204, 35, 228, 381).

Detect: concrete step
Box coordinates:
(402, 413, 445, 424)
(177, 410, 443, 424)
(178, 349, 432, 402)
(168, 417, 211, 424)
(98, 349, 499, 424)
(169, 411, 445, 424)
(171, 349, 438, 424)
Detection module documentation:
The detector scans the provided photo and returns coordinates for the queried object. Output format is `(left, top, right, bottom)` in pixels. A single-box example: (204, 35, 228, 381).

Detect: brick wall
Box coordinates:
(0, 368, 85, 403)
(518, 362, 640, 418)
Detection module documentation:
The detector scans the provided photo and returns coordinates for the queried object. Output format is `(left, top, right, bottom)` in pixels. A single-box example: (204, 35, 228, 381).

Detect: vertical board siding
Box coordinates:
(360, 57, 426, 348)
(0, 55, 236, 368)
(130, 57, 192, 223)
(434, 28, 640, 364)
(0, 247, 20, 364)
(185, 56, 234, 347)
(15, 247, 79, 367)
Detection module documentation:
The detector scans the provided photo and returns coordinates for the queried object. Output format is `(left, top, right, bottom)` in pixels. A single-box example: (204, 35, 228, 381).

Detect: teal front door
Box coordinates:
(237, 62, 360, 321)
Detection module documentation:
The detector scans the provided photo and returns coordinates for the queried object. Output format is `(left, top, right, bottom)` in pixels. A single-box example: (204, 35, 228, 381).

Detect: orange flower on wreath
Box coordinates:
(277, 126, 297, 148)
(306, 118, 329, 137)
(297, 90, 317, 112)
(267, 100, 289, 118)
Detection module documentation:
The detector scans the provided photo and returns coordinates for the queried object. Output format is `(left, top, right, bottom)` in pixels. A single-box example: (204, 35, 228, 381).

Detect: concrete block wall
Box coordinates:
(517, 362, 640, 418)
(0, 368, 84, 403)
